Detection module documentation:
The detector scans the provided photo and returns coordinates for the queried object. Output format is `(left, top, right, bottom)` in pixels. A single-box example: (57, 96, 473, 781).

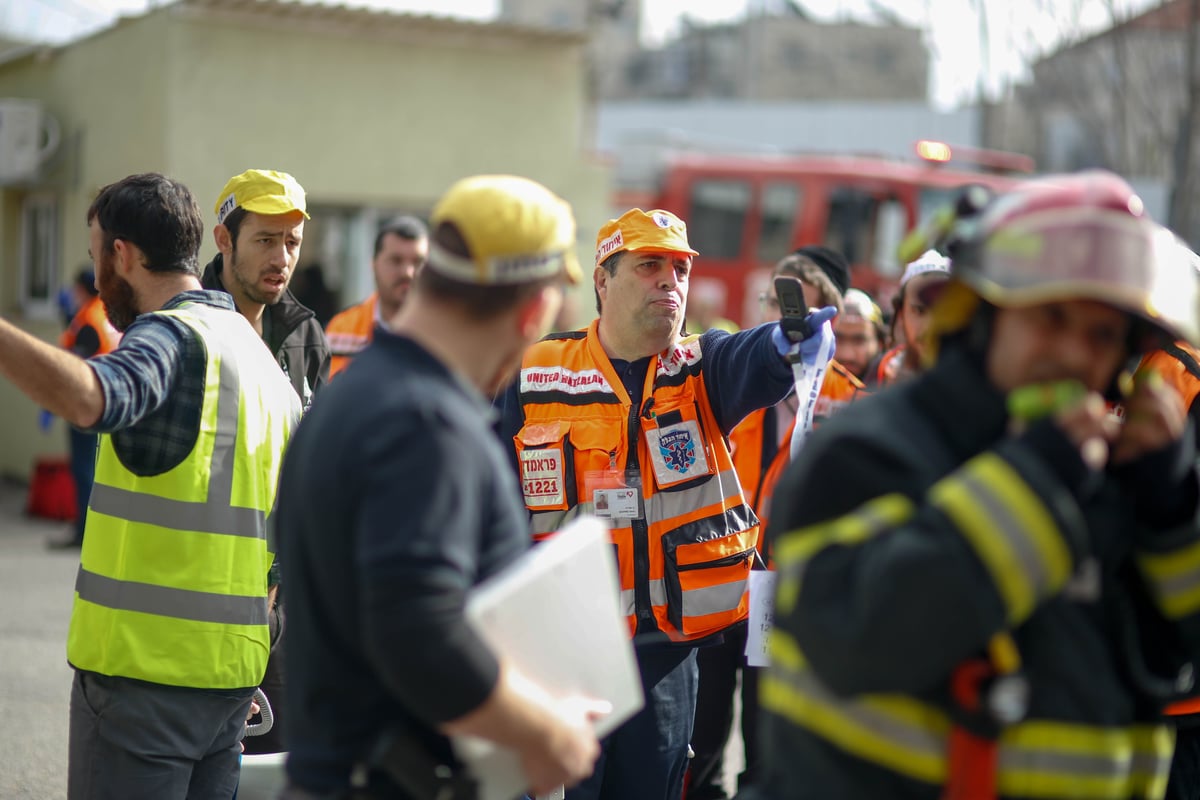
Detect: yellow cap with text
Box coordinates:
(426, 175, 581, 286)
(594, 208, 699, 265)
(215, 169, 309, 225)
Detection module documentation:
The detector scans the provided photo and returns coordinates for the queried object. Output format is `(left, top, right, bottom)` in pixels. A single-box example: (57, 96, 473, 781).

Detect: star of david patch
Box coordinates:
(659, 428, 696, 473)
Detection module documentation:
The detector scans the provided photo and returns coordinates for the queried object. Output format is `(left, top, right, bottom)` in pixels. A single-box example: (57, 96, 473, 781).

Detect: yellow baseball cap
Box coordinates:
(426, 175, 581, 286)
(215, 169, 309, 225)
(594, 208, 699, 265)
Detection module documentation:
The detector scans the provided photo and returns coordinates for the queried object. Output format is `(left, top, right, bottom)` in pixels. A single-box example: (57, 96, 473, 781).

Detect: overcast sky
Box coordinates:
(2, 0, 1163, 108)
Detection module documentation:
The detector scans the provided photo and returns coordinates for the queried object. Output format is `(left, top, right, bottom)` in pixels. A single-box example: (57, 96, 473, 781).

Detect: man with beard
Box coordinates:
(326, 215, 429, 378)
(202, 168, 331, 756)
(202, 169, 330, 411)
(0, 172, 301, 798)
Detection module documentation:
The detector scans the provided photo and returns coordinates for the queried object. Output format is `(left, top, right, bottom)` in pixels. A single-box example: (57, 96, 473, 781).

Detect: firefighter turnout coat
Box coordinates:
(756, 344, 1200, 800)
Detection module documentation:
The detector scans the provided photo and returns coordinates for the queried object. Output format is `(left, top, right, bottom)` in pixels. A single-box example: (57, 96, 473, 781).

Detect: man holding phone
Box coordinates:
(497, 208, 834, 800)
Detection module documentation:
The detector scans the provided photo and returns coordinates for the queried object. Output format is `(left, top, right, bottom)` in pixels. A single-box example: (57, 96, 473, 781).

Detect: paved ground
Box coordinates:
(0, 479, 287, 799)
(0, 477, 743, 799)
(0, 478, 77, 799)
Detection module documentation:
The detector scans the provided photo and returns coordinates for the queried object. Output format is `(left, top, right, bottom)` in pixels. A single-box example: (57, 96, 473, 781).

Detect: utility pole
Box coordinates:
(1170, 0, 1200, 241)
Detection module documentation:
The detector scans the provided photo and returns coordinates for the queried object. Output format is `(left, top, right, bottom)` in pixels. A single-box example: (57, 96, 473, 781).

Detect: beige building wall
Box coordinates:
(0, 15, 173, 480)
(0, 0, 609, 480)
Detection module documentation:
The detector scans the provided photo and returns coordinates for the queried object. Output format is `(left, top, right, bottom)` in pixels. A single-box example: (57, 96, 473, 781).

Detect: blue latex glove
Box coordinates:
(38, 409, 54, 433)
(771, 305, 838, 361)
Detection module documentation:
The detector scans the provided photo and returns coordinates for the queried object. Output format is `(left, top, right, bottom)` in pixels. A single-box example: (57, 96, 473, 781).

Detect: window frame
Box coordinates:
(19, 192, 60, 320)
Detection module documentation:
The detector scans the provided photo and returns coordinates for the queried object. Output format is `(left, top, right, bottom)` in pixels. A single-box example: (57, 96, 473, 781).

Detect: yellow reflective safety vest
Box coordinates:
(515, 321, 758, 643)
(67, 301, 302, 689)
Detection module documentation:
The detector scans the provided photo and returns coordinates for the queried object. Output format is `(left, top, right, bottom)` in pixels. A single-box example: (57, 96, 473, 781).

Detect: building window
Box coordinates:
(688, 179, 751, 260)
(20, 193, 59, 318)
(758, 182, 801, 264)
(823, 186, 877, 267)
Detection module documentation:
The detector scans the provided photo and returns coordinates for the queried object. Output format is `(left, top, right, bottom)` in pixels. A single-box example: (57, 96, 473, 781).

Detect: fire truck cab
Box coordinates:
(617, 144, 1028, 328)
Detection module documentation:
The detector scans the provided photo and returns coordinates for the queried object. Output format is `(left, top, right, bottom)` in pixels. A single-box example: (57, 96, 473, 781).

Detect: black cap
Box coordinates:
(794, 245, 850, 297)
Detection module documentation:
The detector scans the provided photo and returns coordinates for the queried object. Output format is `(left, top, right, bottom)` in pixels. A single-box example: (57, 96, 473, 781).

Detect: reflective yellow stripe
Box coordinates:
(773, 493, 914, 616)
(930, 454, 1071, 624)
(998, 722, 1173, 799)
(1138, 537, 1200, 619)
(68, 303, 297, 688)
(762, 631, 948, 785)
(767, 627, 806, 672)
(763, 640, 1175, 799)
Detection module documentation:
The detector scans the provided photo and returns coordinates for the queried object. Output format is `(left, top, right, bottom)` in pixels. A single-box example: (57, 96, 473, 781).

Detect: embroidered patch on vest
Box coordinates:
(659, 428, 697, 473)
(520, 447, 566, 508)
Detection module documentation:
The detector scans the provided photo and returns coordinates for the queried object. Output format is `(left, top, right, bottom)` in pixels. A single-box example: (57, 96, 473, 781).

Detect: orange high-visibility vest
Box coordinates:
(872, 344, 907, 387)
(815, 360, 866, 423)
(1142, 343, 1200, 717)
(731, 359, 864, 554)
(60, 296, 120, 356)
(1139, 343, 1200, 417)
(515, 321, 759, 643)
(324, 294, 377, 378)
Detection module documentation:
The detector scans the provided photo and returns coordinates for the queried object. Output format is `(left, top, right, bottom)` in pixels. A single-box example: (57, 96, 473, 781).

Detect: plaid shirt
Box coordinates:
(85, 290, 234, 476)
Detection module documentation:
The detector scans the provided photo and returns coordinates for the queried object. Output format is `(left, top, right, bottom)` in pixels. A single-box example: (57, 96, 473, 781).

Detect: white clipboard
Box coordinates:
(453, 515, 644, 800)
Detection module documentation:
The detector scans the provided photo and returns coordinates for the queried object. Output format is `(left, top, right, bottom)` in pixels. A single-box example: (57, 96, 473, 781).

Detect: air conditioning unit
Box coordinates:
(0, 99, 61, 184)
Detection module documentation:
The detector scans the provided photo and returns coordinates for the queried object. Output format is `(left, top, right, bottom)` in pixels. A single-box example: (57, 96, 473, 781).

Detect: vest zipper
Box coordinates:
(628, 400, 654, 633)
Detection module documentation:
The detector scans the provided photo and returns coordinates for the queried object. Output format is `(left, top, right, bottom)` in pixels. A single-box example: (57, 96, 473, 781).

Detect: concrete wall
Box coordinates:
(622, 17, 927, 102)
(0, 2, 610, 480)
(156, 4, 608, 322)
(0, 15, 172, 479)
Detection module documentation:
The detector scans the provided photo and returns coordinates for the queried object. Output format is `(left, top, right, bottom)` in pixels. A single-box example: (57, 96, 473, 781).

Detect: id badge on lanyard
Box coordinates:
(585, 467, 643, 521)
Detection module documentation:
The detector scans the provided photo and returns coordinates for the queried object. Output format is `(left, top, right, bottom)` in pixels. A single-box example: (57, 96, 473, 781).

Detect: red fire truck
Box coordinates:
(615, 141, 1032, 328)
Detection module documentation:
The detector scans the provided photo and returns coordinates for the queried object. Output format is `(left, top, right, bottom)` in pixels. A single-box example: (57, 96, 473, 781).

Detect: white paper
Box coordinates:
(744, 570, 777, 668)
(454, 515, 644, 800)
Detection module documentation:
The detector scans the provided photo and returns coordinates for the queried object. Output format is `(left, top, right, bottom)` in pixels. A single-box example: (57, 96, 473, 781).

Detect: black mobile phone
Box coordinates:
(774, 275, 812, 343)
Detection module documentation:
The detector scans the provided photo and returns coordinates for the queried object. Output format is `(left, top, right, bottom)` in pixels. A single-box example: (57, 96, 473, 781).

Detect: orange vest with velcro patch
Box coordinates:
(872, 344, 907, 387)
(60, 296, 120, 355)
(325, 294, 377, 378)
(515, 320, 759, 643)
(815, 359, 866, 423)
(731, 359, 863, 556)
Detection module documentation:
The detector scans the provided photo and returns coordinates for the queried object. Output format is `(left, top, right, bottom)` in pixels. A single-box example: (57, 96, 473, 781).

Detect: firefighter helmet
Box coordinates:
(949, 170, 1200, 346)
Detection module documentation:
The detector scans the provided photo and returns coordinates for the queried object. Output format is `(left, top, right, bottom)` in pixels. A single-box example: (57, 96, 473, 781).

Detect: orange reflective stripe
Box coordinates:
(518, 320, 758, 642)
(1167, 697, 1200, 716)
(325, 294, 377, 377)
